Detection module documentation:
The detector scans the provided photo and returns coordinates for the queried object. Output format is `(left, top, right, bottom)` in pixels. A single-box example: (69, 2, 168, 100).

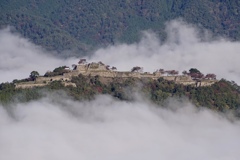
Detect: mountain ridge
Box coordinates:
(1, 0, 240, 52)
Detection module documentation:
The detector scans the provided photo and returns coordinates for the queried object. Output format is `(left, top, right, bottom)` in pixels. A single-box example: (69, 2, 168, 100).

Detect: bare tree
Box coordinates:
(159, 69, 165, 74)
(164, 70, 178, 76)
(78, 58, 87, 64)
(106, 65, 110, 70)
(182, 70, 188, 75)
(111, 66, 117, 71)
(72, 64, 77, 70)
(173, 70, 179, 75)
(205, 74, 216, 80)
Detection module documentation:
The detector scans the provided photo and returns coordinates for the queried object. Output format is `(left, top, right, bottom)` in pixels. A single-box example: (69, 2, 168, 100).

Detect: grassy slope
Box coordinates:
(1, 0, 240, 52)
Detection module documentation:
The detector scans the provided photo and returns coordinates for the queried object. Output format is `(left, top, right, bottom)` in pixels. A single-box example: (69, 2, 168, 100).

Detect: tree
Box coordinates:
(168, 70, 179, 76)
(164, 70, 178, 76)
(131, 66, 142, 72)
(190, 73, 204, 80)
(98, 61, 104, 65)
(205, 74, 216, 80)
(72, 64, 77, 70)
(182, 70, 188, 75)
(78, 59, 87, 64)
(111, 66, 117, 71)
(159, 69, 165, 74)
(189, 68, 201, 74)
(106, 65, 110, 70)
(30, 71, 39, 80)
(188, 68, 204, 80)
(53, 66, 67, 73)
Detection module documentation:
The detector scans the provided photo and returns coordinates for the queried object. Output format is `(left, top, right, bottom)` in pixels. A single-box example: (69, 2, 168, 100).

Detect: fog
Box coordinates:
(88, 20, 240, 84)
(0, 27, 77, 83)
(1, 20, 240, 159)
(1, 20, 240, 83)
(0, 95, 240, 160)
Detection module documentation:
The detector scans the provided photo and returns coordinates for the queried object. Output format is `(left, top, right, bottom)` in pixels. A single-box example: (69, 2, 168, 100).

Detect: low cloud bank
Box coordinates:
(1, 20, 240, 84)
(0, 28, 77, 83)
(0, 19, 240, 160)
(88, 20, 240, 83)
(0, 95, 239, 160)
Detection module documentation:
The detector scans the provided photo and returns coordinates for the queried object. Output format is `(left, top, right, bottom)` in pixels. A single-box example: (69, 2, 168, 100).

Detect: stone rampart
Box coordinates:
(15, 83, 47, 89)
(35, 76, 70, 83)
(14, 62, 218, 89)
(196, 80, 217, 87)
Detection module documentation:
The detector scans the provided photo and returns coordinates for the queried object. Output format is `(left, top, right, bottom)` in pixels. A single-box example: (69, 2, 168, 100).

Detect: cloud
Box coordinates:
(87, 19, 240, 83)
(1, 19, 240, 84)
(1, 21, 240, 159)
(0, 94, 239, 160)
(0, 27, 78, 83)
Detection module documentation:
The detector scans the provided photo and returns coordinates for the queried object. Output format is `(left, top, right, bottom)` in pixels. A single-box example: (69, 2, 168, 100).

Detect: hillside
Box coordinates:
(1, 63, 240, 116)
(1, 0, 240, 52)
(1, 75, 240, 115)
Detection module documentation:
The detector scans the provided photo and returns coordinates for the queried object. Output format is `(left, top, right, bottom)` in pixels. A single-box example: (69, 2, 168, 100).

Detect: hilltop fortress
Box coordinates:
(15, 61, 218, 89)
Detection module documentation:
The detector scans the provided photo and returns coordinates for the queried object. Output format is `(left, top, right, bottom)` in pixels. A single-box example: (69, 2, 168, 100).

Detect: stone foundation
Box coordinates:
(15, 62, 218, 89)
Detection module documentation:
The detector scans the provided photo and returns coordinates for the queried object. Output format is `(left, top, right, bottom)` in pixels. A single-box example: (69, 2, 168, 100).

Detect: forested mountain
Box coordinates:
(1, 0, 240, 52)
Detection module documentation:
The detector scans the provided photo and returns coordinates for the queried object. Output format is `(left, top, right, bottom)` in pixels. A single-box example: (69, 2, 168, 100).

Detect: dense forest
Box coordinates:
(1, 74, 240, 116)
(1, 0, 240, 52)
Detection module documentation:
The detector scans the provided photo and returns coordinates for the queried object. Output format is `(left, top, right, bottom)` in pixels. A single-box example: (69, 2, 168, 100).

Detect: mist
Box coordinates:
(1, 20, 240, 84)
(0, 27, 77, 83)
(0, 94, 239, 160)
(88, 20, 240, 84)
(1, 19, 240, 159)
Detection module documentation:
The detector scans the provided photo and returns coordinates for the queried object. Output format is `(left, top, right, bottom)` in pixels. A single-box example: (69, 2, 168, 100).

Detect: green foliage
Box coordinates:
(189, 68, 201, 74)
(1, 0, 240, 52)
(1, 75, 240, 116)
(44, 66, 69, 77)
(0, 82, 43, 104)
(0, 82, 16, 104)
(30, 71, 39, 80)
(53, 66, 67, 73)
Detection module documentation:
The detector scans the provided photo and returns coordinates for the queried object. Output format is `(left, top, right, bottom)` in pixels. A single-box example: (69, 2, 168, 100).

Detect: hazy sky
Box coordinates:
(0, 20, 240, 160)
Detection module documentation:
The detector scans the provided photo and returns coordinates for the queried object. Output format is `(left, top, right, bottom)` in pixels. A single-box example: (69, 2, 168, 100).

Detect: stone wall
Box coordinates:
(75, 65, 87, 72)
(196, 80, 218, 87)
(64, 71, 79, 78)
(62, 82, 77, 87)
(35, 76, 70, 83)
(15, 62, 218, 89)
(15, 82, 47, 89)
(163, 75, 194, 82)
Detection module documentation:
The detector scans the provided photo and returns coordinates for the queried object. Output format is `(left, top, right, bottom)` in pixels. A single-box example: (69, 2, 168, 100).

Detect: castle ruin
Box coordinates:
(15, 61, 218, 89)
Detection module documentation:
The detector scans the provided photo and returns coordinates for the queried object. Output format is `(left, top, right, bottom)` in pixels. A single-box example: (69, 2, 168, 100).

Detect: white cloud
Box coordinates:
(1, 20, 240, 84)
(87, 19, 240, 83)
(0, 27, 77, 83)
(0, 21, 240, 159)
(0, 95, 239, 160)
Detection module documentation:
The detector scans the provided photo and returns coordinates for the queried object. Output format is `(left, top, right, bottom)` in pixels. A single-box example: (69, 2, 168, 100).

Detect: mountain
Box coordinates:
(1, 0, 240, 52)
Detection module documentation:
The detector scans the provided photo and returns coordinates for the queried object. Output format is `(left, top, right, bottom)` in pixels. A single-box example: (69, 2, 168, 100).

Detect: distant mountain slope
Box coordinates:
(1, 0, 240, 52)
